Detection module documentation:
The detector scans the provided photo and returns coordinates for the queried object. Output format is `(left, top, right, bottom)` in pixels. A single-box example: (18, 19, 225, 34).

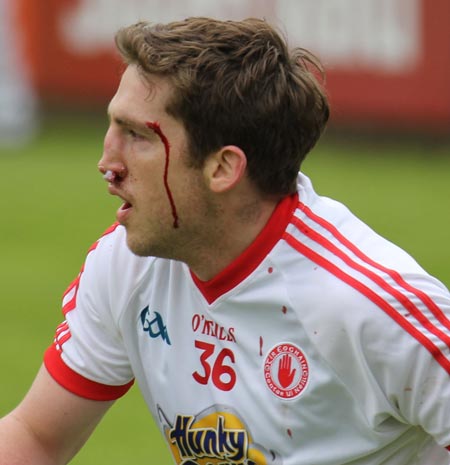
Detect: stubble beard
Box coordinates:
(125, 222, 178, 260)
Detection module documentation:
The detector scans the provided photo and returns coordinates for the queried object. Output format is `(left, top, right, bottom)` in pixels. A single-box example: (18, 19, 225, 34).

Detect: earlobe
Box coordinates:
(205, 146, 247, 193)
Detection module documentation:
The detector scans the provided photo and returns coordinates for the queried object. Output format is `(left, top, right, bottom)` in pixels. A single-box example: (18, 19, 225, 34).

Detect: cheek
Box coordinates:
(135, 169, 170, 213)
(178, 171, 208, 210)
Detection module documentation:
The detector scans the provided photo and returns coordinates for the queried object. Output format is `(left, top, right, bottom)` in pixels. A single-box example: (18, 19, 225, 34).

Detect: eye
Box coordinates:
(131, 130, 151, 144)
(128, 129, 142, 139)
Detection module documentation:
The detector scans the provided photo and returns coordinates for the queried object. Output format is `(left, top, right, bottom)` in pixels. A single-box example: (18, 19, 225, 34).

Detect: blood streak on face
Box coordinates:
(145, 121, 179, 228)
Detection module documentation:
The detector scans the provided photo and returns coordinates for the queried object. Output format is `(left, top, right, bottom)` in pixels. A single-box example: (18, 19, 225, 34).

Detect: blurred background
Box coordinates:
(1, 0, 449, 464)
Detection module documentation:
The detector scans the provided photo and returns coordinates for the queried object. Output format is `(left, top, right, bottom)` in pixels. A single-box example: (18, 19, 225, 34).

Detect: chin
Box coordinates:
(128, 246, 151, 258)
(126, 234, 152, 257)
(126, 233, 169, 259)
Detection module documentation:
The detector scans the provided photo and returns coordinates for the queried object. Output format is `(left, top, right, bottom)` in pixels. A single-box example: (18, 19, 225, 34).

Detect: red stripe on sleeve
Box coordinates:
(298, 202, 450, 333)
(62, 222, 121, 316)
(54, 321, 71, 351)
(283, 233, 450, 374)
(44, 344, 134, 401)
(290, 215, 450, 348)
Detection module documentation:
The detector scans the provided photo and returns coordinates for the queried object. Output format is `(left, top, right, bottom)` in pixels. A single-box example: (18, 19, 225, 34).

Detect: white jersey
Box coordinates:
(45, 173, 450, 465)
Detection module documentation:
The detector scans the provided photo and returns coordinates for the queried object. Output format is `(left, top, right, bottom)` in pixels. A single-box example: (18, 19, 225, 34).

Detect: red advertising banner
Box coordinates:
(16, 0, 450, 133)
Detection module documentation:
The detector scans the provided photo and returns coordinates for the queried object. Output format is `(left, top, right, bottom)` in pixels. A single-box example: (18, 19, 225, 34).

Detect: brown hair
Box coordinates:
(115, 17, 329, 197)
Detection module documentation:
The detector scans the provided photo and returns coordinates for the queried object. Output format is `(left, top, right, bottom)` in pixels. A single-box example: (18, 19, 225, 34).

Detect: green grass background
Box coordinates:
(1, 115, 449, 464)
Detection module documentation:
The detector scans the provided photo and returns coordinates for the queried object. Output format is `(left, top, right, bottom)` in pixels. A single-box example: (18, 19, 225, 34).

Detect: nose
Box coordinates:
(97, 125, 127, 179)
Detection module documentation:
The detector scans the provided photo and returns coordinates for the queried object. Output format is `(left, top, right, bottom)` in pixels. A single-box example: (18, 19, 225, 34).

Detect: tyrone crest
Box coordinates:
(264, 343, 309, 400)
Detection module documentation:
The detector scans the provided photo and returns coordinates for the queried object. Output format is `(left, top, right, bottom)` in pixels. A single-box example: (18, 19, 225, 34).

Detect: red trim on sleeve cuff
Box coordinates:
(446, 445, 450, 451)
(44, 344, 134, 401)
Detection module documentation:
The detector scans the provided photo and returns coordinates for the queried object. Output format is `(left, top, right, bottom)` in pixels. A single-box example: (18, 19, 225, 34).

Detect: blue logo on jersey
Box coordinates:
(140, 306, 171, 345)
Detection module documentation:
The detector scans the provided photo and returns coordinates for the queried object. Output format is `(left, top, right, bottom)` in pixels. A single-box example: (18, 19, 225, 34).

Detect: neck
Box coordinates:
(187, 196, 278, 281)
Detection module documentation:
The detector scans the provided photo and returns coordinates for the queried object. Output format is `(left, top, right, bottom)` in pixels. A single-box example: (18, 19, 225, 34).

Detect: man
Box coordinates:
(1, 17, 449, 465)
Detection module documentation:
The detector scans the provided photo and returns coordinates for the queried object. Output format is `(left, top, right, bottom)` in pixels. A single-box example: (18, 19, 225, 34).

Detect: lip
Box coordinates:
(107, 184, 133, 225)
(116, 201, 133, 224)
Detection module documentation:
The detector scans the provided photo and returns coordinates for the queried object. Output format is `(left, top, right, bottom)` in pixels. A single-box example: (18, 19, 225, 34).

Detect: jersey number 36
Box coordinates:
(192, 340, 237, 391)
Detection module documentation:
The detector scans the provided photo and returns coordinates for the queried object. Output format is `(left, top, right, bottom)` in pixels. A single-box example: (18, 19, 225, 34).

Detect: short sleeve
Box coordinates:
(352, 272, 450, 450)
(44, 224, 135, 401)
(391, 275, 450, 449)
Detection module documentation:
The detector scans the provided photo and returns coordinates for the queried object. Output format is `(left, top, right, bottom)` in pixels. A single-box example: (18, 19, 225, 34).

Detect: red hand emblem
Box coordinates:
(277, 354, 296, 388)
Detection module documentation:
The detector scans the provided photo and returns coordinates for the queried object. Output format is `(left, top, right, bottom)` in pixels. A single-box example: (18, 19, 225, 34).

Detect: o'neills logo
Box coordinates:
(264, 343, 309, 400)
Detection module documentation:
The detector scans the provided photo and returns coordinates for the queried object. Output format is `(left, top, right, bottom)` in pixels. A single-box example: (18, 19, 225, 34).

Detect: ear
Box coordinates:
(203, 145, 247, 193)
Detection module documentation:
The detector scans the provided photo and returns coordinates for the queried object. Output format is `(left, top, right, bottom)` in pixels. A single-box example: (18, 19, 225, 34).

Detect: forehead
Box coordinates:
(107, 65, 172, 121)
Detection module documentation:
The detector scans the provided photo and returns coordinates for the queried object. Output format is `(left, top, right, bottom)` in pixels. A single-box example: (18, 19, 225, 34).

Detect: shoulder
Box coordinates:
(75, 224, 156, 310)
(283, 173, 450, 363)
(80, 223, 188, 303)
(285, 173, 431, 283)
(83, 223, 150, 281)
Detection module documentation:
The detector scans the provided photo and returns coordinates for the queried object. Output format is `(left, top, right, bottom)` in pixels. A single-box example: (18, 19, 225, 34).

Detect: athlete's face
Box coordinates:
(98, 65, 211, 259)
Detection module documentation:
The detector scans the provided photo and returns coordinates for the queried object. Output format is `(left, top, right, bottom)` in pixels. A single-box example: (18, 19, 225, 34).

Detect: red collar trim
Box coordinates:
(190, 193, 298, 304)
